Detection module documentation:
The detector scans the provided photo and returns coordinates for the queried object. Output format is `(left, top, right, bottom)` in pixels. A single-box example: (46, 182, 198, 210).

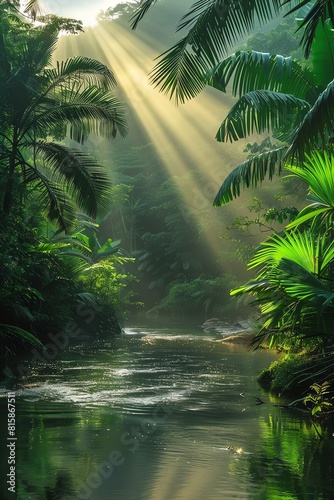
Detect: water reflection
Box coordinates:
(0, 324, 333, 499)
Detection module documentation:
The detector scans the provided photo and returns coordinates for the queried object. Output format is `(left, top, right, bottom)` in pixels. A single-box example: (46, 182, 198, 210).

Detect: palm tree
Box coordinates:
(0, 14, 127, 230)
(232, 150, 334, 348)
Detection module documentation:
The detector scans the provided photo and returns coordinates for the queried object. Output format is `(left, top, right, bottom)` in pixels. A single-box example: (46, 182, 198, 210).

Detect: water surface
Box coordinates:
(1, 320, 333, 499)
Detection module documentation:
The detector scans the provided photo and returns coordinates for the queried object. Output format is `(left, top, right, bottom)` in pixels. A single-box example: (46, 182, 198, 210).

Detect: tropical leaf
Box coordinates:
(130, 0, 158, 29)
(232, 247, 334, 341)
(213, 146, 287, 206)
(149, 36, 210, 104)
(286, 79, 334, 160)
(44, 56, 117, 91)
(286, 204, 331, 229)
(34, 141, 111, 218)
(283, 0, 334, 58)
(148, 0, 281, 102)
(0, 324, 44, 348)
(310, 15, 334, 87)
(216, 89, 310, 142)
(24, 164, 77, 230)
(206, 50, 317, 100)
(231, 276, 300, 341)
(23, 0, 43, 20)
(26, 85, 128, 141)
(277, 258, 334, 310)
(248, 230, 322, 274)
(287, 151, 334, 204)
(285, 150, 334, 230)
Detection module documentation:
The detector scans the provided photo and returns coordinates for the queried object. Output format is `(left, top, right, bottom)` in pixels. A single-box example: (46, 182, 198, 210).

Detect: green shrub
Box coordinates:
(258, 354, 315, 395)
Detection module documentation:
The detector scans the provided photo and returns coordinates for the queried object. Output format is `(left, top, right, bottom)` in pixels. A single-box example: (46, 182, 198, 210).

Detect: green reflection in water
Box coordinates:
(245, 410, 334, 499)
(0, 325, 333, 500)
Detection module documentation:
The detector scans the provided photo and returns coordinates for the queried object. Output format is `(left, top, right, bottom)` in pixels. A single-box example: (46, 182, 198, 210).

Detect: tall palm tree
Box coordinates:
(0, 14, 127, 230)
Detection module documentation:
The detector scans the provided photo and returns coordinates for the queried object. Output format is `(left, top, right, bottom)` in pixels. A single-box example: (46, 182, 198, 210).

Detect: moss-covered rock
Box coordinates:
(258, 353, 315, 395)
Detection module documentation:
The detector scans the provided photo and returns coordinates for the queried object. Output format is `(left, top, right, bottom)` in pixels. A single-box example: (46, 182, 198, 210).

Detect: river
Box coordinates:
(1, 319, 334, 499)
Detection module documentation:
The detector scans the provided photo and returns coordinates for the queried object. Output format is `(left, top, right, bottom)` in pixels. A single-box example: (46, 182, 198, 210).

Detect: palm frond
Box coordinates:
(27, 85, 128, 141)
(206, 50, 317, 100)
(231, 277, 301, 341)
(285, 150, 334, 230)
(287, 151, 334, 206)
(44, 56, 117, 91)
(150, 36, 209, 104)
(0, 324, 43, 348)
(24, 162, 77, 230)
(149, 0, 281, 102)
(283, 0, 334, 59)
(249, 230, 316, 271)
(248, 230, 334, 277)
(130, 0, 158, 30)
(35, 141, 111, 218)
(177, 0, 281, 54)
(213, 146, 287, 206)
(23, 0, 44, 20)
(277, 258, 334, 310)
(286, 79, 334, 160)
(216, 89, 310, 142)
(232, 232, 334, 338)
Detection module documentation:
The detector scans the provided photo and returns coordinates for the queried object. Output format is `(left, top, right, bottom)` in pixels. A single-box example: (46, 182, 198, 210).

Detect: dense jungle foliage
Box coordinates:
(0, 1, 131, 363)
(1, 0, 334, 425)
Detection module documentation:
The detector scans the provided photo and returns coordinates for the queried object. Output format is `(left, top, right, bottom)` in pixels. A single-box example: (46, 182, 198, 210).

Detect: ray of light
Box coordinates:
(145, 443, 241, 500)
(56, 20, 251, 266)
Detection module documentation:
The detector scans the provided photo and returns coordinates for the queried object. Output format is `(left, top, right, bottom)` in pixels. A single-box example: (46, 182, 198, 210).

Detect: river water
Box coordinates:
(1, 319, 334, 499)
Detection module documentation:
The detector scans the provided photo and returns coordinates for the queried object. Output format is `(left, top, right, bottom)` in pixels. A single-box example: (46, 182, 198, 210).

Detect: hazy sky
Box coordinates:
(41, 0, 125, 26)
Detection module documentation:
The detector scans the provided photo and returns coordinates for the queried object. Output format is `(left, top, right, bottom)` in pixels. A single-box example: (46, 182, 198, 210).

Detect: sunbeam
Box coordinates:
(55, 16, 250, 266)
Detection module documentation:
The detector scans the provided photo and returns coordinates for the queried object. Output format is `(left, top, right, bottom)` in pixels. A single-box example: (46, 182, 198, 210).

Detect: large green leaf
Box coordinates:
(250, 229, 334, 284)
(206, 50, 317, 100)
(248, 230, 324, 274)
(43, 56, 117, 92)
(34, 141, 111, 218)
(311, 17, 334, 87)
(277, 258, 334, 309)
(285, 150, 334, 230)
(231, 238, 334, 340)
(24, 85, 128, 142)
(147, 0, 282, 102)
(216, 89, 310, 142)
(286, 79, 334, 160)
(283, 0, 334, 58)
(213, 146, 287, 206)
(149, 36, 209, 104)
(24, 164, 77, 230)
